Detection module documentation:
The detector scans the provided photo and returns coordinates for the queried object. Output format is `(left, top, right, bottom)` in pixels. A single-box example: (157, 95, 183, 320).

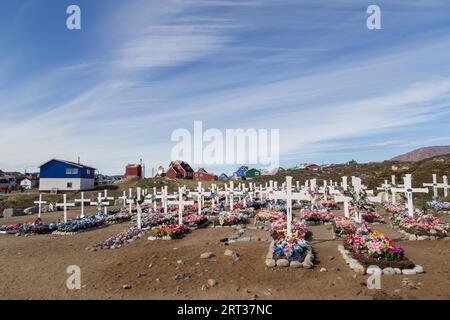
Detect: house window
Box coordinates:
(65, 168, 79, 175)
(67, 182, 73, 188)
(86, 169, 90, 175)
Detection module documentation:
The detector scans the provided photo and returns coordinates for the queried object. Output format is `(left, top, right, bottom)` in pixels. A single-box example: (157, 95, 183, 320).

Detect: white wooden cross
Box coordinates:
(377, 180, 391, 203)
(136, 203, 143, 229)
(268, 176, 294, 237)
(392, 174, 429, 217)
(390, 175, 404, 204)
(334, 194, 351, 218)
(189, 182, 211, 215)
(209, 184, 219, 209)
(101, 190, 114, 215)
(228, 181, 243, 210)
(156, 186, 176, 214)
(56, 194, 75, 223)
(34, 194, 47, 219)
(318, 180, 329, 201)
(90, 192, 111, 216)
(423, 174, 448, 199)
(168, 187, 195, 225)
(136, 187, 142, 202)
(118, 191, 127, 208)
(75, 192, 91, 218)
(218, 184, 229, 206)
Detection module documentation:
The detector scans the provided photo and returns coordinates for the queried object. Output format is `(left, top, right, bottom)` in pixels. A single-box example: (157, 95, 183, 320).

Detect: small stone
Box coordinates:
(207, 279, 218, 287)
(276, 259, 289, 267)
(148, 263, 153, 269)
(148, 236, 157, 241)
(290, 261, 302, 268)
(200, 252, 214, 259)
(174, 273, 191, 281)
(394, 289, 402, 295)
(394, 268, 402, 275)
(354, 264, 366, 275)
(302, 260, 314, 269)
(177, 260, 183, 265)
(409, 235, 417, 241)
(366, 265, 381, 275)
(320, 267, 327, 273)
(402, 269, 417, 275)
(413, 265, 424, 274)
(122, 284, 132, 290)
(224, 249, 234, 256)
(265, 259, 276, 267)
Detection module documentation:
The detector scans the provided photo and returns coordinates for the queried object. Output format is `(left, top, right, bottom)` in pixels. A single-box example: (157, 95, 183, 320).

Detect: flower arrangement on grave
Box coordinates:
(104, 210, 133, 224)
(273, 237, 310, 261)
(347, 185, 376, 213)
(359, 210, 385, 224)
(391, 213, 449, 238)
(149, 224, 186, 239)
(427, 201, 450, 212)
(21, 221, 62, 235)
(218, 211, 246, 226)
(141, 213, 176, 228)
(0, 223, 23, 234)
(300, 209, 334, 223)
(255, 210, 285, 223)
(270, 220, 308, 241)
(343, 231, 413, 268)
(56, 216, 105, 233)
(318, 201, 339, 209)
(183, 214, 208, 228)
(95, 226, 146, 250)
(332, 216, 358, 237)
(237, 207, 256, 217)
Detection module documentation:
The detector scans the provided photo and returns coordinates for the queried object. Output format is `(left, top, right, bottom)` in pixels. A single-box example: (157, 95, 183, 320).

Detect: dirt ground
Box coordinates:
(0, 206, 449, 300)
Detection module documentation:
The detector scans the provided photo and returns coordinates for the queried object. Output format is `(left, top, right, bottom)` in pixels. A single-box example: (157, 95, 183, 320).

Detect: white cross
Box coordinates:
(223, 181, 243, 210)
(101, 191, 114, 215)
(75, 192, 91, 218)
(392, 174, 428, 217)
(156, 186, 176, 214)
(56, 194, 75, 223)
(377, 180, 391, 203)
(90, 192, 111, 216)
(341, 176, 348, 190)
(423, 174, 448, 199)
(334, 194, 351, 218)
(390, 175, 404, 204)
(34, 194, 47, 219)
(136, 187, 142, 202)
(189, 182, 211, 215)
(209, 184, 219, 208)
(168, 187, 195, 225)
(118, 191, 128, 208)
(268, 176, 309, 237)
(136, 203, 142, 229)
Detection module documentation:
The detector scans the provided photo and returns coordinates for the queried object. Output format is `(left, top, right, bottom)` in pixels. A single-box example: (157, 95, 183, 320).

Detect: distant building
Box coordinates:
(246, 168, 261, 179)
(125, 164, 143, 178)
(20, 178, 39, 190)
(305, 164, 320, 171)
(193, 168, 217, 181)
(233, 166, 249, 179)
(218, 173, 230, 181)
(39, 159, 96, 192)
(166, 161, 194, 179)
(270, 167, 285, 175)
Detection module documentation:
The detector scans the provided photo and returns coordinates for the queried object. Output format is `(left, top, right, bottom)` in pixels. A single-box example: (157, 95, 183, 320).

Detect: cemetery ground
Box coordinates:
(0, 205, 449, 300)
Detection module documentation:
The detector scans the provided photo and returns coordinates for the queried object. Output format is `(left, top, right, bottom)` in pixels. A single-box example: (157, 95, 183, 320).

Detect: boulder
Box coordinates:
(413, 265, 424, 274)
(383, 267, 396, 275)
(265, 259, 276, 267)
(276, 259, 289, 267)
(290, 261, 302, 268)
(3, 208, 24, 217)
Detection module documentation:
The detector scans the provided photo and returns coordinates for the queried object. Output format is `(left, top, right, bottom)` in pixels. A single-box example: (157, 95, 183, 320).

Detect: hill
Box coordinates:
(390, 146, 450, 162)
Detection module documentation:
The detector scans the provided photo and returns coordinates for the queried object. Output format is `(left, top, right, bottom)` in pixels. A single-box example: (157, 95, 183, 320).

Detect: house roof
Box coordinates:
(39, 159, 97, 170)
(197, 168, 209, 174)
(219, 173, 229, 177)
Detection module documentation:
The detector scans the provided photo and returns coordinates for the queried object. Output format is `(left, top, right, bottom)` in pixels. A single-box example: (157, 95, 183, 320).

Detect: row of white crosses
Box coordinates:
(423, 174, 449, 199)
(169, 186, 195, 225)
(189, 182, 211, 215)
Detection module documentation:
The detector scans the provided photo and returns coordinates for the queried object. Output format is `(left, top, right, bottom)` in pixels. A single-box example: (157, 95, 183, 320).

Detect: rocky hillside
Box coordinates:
(390, 146, 450, 162)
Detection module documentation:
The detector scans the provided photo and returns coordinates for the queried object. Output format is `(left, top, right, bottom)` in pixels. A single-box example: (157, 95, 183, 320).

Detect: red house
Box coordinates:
(193, 168, 217, 181)
(125, 164, 142, 178)
(166, 161, 194, 179)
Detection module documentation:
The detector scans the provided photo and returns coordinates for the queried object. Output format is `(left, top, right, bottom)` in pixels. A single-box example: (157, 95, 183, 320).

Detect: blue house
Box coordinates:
(218, 173, 229, 181)
(233, 166, 249, 179)
(39, 159, 96, 192)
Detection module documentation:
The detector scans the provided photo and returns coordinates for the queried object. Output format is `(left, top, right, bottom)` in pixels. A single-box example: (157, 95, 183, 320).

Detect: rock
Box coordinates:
(328, 256, 335, 261)
(394, 268, 402, 275)
(3, 208, 24, 217)
(174, 273, 191, 281)
(320, 267, 327, 273)
(337, 245, 345, 253)
(177, 260, 183, 265)
(394, 289, 402, 295)
(200, 252, 214, 259)
(122, 284, 132, 289)
(207, 279, 218, 287)
(148, 236, 157, 241)
(231, 252, 240, 261)
(402, 269, 417, 275)
(413, 265, 424, 274)
(383, 267, 396, 275)
(276, 259, 289, 267)
(224, 249, 234, 256)
(353, 264, 366, 275)
(302, 260, 314, 269)
(366, 265, 382, 275)
(429, 229, 437, 235)
(290, 261, 302, 268)
(265, 259, 276, 267)
(409, 234, 417, 241)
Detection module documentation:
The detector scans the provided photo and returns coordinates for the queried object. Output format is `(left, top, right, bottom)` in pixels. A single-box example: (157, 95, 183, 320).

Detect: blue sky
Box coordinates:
(1, 0, 450, 176)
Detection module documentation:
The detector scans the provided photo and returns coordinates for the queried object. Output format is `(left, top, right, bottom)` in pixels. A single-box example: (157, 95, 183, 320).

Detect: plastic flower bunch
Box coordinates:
(300, 209, 334, 223)
(270, 220, 308, 240)
(396, 214, 449, 237)
(57, 216, 105, 233)
(345, 231, 406, 261)
(183, 214, 208, 225)
(360, 211, 385, 223)
(427, 201, 450, 212)
(218, 211, 240, 226)
(273, 237, 309, 261)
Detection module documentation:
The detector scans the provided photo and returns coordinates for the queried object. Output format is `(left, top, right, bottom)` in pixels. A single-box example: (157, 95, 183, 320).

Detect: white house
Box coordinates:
(20, 178, 38, 190)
